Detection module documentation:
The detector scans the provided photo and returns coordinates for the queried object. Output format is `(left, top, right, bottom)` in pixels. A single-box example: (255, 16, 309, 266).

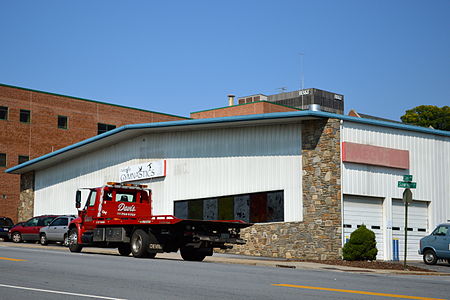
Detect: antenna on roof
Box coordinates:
(276, 87, 287, 93)
(299, 52, 305, 109)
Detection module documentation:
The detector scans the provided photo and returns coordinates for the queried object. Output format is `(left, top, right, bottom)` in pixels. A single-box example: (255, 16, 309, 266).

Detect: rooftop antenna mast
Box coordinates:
(276, 87, 287, 93)
(299, 52, 305, 109)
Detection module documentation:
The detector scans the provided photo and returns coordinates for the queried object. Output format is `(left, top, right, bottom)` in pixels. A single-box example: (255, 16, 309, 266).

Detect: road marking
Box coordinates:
(272, 284, 446, 300)
(0, 257, 27, 262)
(0, 284, 127, 300)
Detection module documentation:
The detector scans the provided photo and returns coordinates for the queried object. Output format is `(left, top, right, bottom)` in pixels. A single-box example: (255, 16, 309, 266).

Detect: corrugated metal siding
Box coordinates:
(35, 123, 303, 222)
(342, 121, 450, 228)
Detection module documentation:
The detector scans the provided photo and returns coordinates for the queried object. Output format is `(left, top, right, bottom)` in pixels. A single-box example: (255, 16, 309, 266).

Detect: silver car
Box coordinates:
(39, 216, 75, 246)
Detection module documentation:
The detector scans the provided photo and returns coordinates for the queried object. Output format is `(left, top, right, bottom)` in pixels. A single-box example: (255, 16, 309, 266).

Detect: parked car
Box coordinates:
(0, 217, 14, 241)
(419, 223, 450, 265)
(9, 215, 58, 243)
(39, 215, 75, 246)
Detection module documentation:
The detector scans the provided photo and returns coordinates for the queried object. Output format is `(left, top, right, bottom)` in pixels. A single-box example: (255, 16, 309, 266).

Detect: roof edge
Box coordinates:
(6, 110, 450, 174)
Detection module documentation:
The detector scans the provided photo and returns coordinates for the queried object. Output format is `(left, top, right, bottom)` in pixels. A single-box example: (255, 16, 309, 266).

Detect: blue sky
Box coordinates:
(1, 1, 448, 120)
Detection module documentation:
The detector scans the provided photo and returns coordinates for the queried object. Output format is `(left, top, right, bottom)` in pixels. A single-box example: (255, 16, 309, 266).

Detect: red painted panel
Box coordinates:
(342, 142, 409, 169)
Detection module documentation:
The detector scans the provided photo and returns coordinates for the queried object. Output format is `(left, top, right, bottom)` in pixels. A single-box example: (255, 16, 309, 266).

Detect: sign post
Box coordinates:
(402, 188, 412, 269)
(398, 175, 415, 270)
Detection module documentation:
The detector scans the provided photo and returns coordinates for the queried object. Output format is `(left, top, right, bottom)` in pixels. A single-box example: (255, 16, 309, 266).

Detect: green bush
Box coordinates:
(342, 225, 378, 261)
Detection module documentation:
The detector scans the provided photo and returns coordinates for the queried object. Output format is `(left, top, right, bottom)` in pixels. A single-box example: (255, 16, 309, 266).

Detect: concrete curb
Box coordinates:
(1, 242, 448, 276)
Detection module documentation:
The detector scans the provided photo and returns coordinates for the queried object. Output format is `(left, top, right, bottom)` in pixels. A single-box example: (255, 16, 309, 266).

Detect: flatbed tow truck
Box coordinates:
(68, 182, 251, 261)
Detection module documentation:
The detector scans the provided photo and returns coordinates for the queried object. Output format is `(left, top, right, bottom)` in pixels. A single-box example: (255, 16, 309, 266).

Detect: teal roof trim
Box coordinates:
(6, 110, 450, 174)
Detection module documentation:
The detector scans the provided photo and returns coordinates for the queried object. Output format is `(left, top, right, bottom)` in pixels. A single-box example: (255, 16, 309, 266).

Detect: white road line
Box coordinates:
(0, 283, 127, 300)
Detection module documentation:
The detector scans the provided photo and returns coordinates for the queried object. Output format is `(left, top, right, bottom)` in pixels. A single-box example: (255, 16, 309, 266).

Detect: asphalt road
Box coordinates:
(0, 245, 449, 300)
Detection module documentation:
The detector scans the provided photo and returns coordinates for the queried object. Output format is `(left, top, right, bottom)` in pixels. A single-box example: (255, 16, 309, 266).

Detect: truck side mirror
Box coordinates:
(75, 190, 82, 209)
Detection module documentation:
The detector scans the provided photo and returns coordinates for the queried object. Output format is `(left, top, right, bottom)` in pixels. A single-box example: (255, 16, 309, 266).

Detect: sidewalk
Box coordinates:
(1, 241, 449, 276)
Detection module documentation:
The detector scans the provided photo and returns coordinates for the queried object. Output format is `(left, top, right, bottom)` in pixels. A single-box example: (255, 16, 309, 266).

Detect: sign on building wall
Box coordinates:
(119, 160, 166, 182)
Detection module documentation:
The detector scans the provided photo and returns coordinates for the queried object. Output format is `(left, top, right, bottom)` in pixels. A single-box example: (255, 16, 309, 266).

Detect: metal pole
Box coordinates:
(403, 201, 408, 269)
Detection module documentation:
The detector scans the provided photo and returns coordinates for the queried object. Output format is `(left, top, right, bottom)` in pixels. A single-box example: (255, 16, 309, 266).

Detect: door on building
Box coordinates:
(392, 200, 428, 260)
(343, 195, 384, 260)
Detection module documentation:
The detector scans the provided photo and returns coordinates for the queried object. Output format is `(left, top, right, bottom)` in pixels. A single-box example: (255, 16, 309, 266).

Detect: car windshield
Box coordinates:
(0, 219, 13, 226)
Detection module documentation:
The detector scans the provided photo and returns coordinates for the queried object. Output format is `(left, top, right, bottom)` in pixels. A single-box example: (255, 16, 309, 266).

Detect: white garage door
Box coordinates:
(343, 196, 384, 260)
(392, 200, 428, 261)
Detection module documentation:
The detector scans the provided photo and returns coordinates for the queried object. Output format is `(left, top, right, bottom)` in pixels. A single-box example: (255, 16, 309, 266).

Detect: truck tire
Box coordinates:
(68, 228, 83, 253)
(11, 232, 22, 243)
(118, 244, 132, 256)
(131, 229, 151, 258)
(423, 249, 438, 265)
(180, 247, 207, 262)
(40, 233, 48, 245)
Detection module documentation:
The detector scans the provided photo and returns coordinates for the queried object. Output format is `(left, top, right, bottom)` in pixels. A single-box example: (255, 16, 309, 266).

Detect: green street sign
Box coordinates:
(403, 175, 413, 182)
(398, 181, 417, 189)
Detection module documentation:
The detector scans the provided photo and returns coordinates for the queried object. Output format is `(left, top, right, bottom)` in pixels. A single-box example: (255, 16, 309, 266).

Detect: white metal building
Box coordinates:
(7, 110, 450, 261)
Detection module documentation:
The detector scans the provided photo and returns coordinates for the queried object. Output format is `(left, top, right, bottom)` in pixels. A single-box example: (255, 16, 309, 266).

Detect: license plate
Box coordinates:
(220, 233, 230, 239)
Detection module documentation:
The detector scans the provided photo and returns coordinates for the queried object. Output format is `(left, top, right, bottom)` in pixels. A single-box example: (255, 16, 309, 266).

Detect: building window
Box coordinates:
(0, 106, 8, 120)
(58, 115, 68, 129)
(0, 153, 6, 167)
(20, 109, 31, 123)
(174, 190, 284, 223)
(98, 123, 116, 135)
(18, 155, 29, 165)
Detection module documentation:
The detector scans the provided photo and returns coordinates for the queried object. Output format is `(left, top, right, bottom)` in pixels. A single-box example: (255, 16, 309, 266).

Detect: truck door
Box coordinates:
(83, 190, 98, 230)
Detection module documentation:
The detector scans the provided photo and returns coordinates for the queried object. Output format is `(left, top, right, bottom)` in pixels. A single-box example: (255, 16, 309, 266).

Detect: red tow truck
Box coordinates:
(68, 182, 251, 261)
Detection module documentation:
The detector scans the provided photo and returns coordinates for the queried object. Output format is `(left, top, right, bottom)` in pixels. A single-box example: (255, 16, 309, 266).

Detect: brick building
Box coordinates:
(190, 97, 299, 119)
(0, 83, 187, 222)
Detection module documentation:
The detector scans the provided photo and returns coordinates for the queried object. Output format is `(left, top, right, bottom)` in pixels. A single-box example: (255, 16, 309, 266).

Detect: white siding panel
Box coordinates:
(342, 122, 450, 228)
(343, 195, 384, 259)
(392, 200, 428, 260)
(35, 124, 303, 222)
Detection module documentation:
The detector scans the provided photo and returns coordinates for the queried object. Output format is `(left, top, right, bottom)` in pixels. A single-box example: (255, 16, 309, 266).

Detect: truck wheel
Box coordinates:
(40, 234, 48, 245)
(11, 232, 22, 243)
(423, 250, 438, 265)
(131, 229, 151, 258)
(180, 247, 207, 262)
(68, 228, 83, 253)
(118, 244, 132, 256)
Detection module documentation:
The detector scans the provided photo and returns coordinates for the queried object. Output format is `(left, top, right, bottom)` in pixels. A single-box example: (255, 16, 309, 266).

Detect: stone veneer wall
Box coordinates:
(224, 118, 342, 260)
(18, 172, 34, 222)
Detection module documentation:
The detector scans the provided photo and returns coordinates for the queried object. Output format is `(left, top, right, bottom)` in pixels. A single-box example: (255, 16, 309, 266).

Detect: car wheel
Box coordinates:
(68, 228, 83, 253)
(180, 247, 207, 262)
(423, 249, 438, 265)
(118, 244, 132, 256)
(63, 234, 69, 247)
(40, 234, 48, 245)
(131, 229, 151, 258)
(11, 232, 22, 243)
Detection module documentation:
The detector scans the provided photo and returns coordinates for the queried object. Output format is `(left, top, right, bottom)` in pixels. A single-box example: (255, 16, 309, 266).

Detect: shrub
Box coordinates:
(342, 225, 378, 261)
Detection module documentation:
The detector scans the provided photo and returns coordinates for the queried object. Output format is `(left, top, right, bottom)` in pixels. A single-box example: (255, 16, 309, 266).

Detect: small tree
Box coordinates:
(401, 105, 450, 131)
(343, 225, 378, 261)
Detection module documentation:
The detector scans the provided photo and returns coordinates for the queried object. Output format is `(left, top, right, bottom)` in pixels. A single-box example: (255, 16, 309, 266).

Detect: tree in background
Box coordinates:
(401, 105, 449, 131)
